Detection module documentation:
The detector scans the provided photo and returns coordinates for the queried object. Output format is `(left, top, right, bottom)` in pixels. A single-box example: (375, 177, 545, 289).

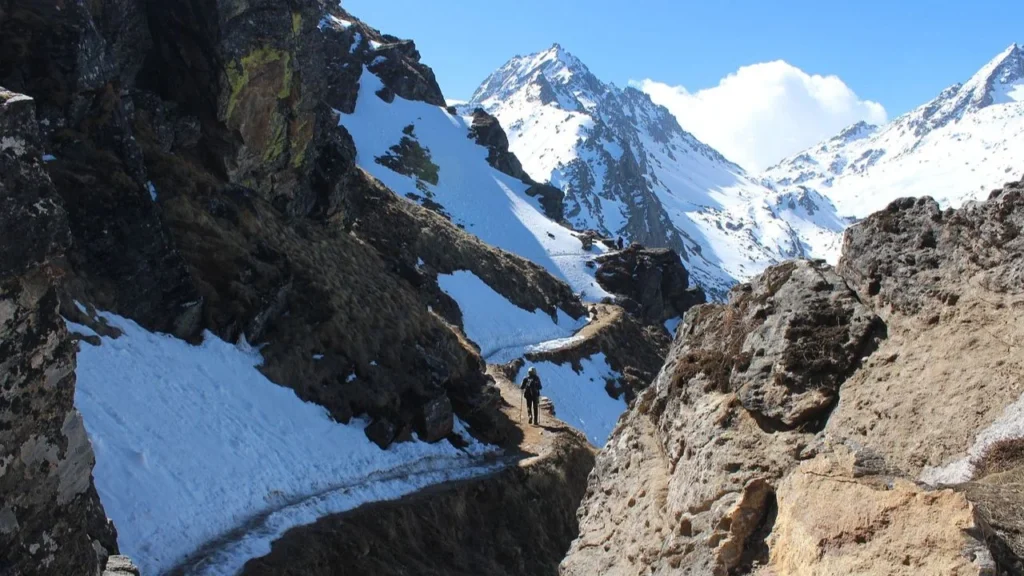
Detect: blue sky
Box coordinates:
(344, 0, 1020, 170)
(346, 0, 1020, 114)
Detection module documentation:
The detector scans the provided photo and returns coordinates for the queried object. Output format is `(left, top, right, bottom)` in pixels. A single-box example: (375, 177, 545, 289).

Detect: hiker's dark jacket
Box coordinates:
(521, 373, 542, 400)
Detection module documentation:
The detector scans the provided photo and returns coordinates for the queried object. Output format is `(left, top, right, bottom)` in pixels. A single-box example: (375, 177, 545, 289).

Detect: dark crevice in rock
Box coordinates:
(732, 490, 777, 575)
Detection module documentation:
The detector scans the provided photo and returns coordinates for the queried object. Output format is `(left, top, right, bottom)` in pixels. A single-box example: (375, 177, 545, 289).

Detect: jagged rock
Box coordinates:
(467, 108, 531, 182)
(103, 555, 141, 576)
(366, 39, 446, 107)
(465, 108, 565, 221)
(364, 418, 398, 450)
(838, 189, 1024, 313)
(1, 1, 203, 339)
(594, 244, 706, 324)
(0, 88, 116, 576)
(418, 395, 454, 443)
(732, 261, 884, 429)
(524, 182, 566, 222)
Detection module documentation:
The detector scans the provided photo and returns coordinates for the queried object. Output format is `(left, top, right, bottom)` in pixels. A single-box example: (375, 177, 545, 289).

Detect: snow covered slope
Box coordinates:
(339, 67, 611, 303)
(764, 43, 1024, 218)
(464, 44, 846, 296)
(69, 312, 498, 576)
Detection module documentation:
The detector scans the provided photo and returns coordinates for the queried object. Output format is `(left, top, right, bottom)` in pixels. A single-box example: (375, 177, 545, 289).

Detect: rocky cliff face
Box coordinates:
(0, 0, 632, 571)
(563, 178, 1024, 575)
(595, 245, 707, 324)
(0, 89, 116, 576)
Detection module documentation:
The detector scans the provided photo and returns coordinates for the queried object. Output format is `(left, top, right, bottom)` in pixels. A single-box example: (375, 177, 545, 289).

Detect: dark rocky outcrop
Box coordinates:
(468, 109, 531, 182)
(465, 108, 565, 221)
(523, 182, 566, 223)
(839, 187, 1024, 314)
(594, 244, 706, 324)
(1, 88, 117, 576)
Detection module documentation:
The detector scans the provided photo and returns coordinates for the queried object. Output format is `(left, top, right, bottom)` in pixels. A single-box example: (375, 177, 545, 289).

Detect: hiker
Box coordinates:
(616, 236, 624, 250)
(521, 367, 543, 425)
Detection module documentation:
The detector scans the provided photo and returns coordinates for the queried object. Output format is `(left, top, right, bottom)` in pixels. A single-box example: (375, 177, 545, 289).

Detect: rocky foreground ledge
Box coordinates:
(562, 181, 1024, 575)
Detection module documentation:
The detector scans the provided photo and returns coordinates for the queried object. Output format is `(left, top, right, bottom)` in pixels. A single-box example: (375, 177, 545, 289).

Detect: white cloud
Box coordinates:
(635, 61, 887, 172)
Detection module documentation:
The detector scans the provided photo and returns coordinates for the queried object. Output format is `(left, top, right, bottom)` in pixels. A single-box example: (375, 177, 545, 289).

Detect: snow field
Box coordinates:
(436, 270, 586, 362)
(69, 312, 497, 575)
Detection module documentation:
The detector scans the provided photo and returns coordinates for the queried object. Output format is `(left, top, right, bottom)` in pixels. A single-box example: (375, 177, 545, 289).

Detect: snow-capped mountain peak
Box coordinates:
(465, 45, 846, 298)
(963, 42, 1024, 108)
(763, 43, 1024, 219)
(469, 43, 604, 114)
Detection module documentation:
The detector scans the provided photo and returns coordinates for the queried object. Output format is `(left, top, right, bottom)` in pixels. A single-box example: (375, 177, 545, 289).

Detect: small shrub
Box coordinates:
(974, 437, 1024, 479)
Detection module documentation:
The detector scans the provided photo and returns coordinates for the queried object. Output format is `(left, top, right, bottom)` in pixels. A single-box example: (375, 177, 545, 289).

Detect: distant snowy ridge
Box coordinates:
(764, 43, 1024, 218)
(465, 44, 846, 297)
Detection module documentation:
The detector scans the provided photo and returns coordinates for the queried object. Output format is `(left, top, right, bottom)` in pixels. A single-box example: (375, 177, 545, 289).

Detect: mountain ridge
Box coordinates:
(465, 44, 845, 298)
(764, 42, 1024, 218)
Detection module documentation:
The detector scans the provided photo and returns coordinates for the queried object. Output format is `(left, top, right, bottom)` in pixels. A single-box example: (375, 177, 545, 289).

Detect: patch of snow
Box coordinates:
(438, 270, 585, 362)
(920, 388, 1024, 486)
(338, 67, 611, 301)
(345, 372, 357, 383)
(348, 32, 362, 54)
(184, 458, 501, 575)
(516, 354, 625, 446)
(312, 354, 324, 361)
(42, 153, 57, 162)
(318, 13, 353, 32)
(147, 181, 157, 202)
(524, 333, 587, 354)
(70, 312, 498, 575)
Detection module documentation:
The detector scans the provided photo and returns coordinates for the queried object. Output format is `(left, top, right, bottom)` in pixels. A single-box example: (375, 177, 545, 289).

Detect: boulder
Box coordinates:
(103, 555, 142, 576)
(364, 418, 398, 449)
(732, 261, 884, 429)
(766, 451, 996, 576)
(418, 395, 454, 443)
(524, 182, 566, 222)
(594, 244, 705, 323)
